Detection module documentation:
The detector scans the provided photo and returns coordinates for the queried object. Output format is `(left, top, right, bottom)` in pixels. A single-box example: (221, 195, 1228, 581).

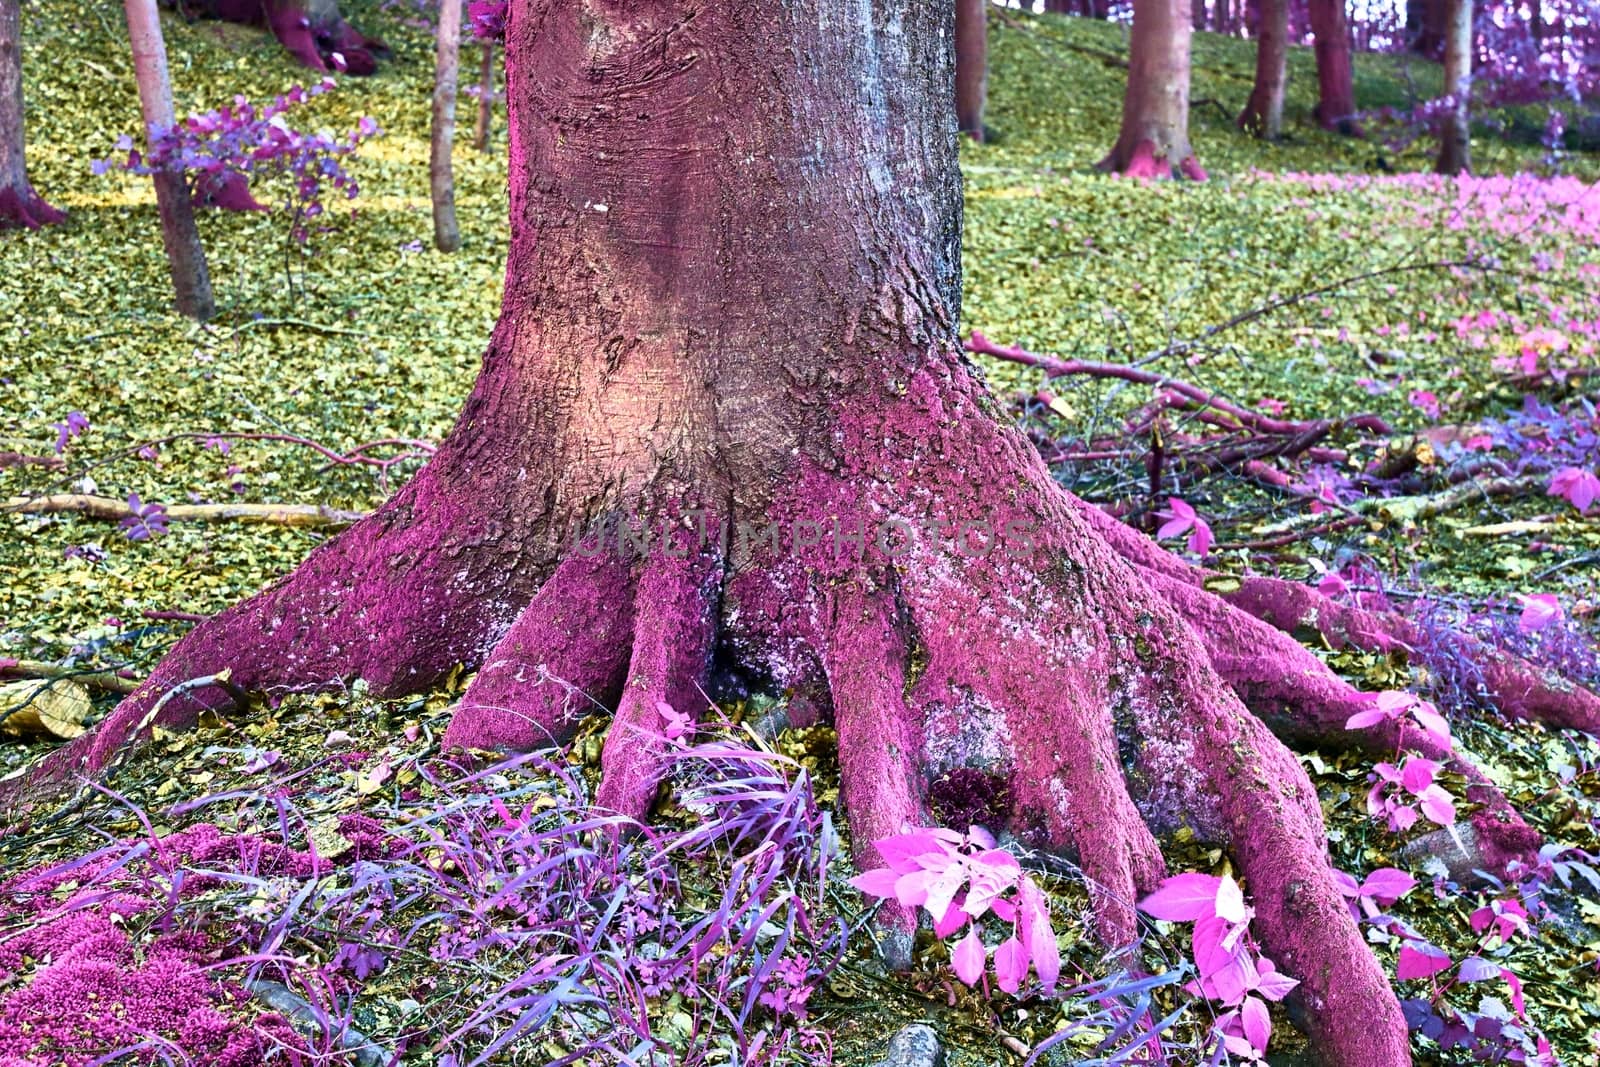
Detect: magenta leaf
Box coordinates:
(1515, 593, 1561, 633)
(848, 868, 899, 899)
(1457, 956, 1500, 982)
(951, 927, 986, 987)
(1252, 957, 1299, 1002)
(1549, 466, 1600, 513)
(1416, 785, 1456, 827)
(1240, 994, 1272, 1053)
(1138, 872, 1222, 922)
(992, 936, 1027, 993)
(1397, 942, 1453, 980)
(1359, 868, 1417, 906)
(1016, 876, 1059, 994)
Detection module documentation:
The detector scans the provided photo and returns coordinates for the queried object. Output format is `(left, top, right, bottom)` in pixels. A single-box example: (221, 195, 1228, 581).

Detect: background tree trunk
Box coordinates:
(955, 0, 987, 141)
(1436, 0, 1472, 173)
(430, 0, 461, 251)
(0, 0, 63, 229)
(1238, 0, 1287, 137)
(473, 42, 493, 153)
(1414, 0, 1448, 55)
(1101, 0, 1205, 178)
(1308, 0, 1358, 133)
(124, 0, 213, 320)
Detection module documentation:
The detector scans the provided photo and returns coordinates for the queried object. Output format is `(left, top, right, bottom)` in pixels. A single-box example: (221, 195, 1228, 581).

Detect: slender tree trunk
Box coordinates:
(1216, 0, 1231, 33)
(0, 0, 62, 229)
(430, 0, 462, 251)
(1192, 0, 1207, 30)
(123, 0, 213, 320)
(955, 0, 987, 142)
(1308, 0, 1358, 133)
(1238, 0, 1288, 138)
(1101, 0, 1205, 178)
(473, 42, 493, 154)
(1436, 0, 1472, 173)
(1043, 0, 1074, 11)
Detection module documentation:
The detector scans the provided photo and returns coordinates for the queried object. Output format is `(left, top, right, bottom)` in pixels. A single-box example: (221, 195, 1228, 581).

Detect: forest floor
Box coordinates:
(2, 3, 1598, 1066)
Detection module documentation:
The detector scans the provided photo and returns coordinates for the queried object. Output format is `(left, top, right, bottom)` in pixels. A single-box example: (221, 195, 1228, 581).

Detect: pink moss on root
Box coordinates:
(0, 184, 64, 229)
(0, 823, 346, 1067)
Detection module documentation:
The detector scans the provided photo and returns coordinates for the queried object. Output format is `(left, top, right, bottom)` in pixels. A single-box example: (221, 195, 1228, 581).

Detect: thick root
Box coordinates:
(0, 185, 66, 230)
(1, 466, 546, 818)
(443, 551, 637, 753)
(595, 542, 723, 819)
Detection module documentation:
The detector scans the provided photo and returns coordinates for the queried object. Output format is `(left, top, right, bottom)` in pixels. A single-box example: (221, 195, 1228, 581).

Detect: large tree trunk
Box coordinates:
(0, 0, 63, 229)
(1238, 0, 1288, 138)
(124, 0, 213, 320)
(1436, 0, 1472, 173)
(955, 0, 987, 142)
(20, 2, 1600, 1063)
(1101, 0, 1206, 178)
(430, 0, 462, 251)
(1308, 0, 1358, 133)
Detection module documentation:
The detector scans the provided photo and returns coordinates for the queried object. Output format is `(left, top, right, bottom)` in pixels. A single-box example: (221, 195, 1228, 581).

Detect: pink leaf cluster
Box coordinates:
(1367, 757, 1457, 832)
(1470, 897, 1531, 945)
(1137, 873, 1297, 1061)
(850, 827, 1059, 994)
(1548, 466, 1600, 513)
(1332, 866, 1417, 921)
(1155, 498, 1213, 557)
(1345, 689, 1452, 748)
(1514, 593, 1562, 634)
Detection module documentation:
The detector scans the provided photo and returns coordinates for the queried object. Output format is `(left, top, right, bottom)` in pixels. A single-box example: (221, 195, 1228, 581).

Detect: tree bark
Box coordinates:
(1308, 0, 1358, 133)
(1411, 0, 1448, 55)
(1101, 0, 1206, 178)
(0, 0, 63, 229)
(124, 0, 213, 320)
(955, 0, 987, 142)
(1238, 0, 1288, 138)
(430, 0, 462, 251)
(1436, 0, 1472, 173)
(473, 43, 494, 153)
(23, 3, 1600, 1063)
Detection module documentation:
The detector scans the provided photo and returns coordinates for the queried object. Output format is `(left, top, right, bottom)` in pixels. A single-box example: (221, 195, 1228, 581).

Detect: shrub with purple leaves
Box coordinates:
(96, 79, 378, 241)
(0, 736, 848, 1067)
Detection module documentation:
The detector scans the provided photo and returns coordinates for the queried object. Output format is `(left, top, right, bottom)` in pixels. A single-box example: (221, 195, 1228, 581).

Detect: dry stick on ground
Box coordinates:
(3, 494, 365, 529)
(0, 659, 139, 695)
(0, 452, 61, 470)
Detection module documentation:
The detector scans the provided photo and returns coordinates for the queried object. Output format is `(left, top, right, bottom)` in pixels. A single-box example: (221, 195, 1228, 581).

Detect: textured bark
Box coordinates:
(125, 0, 214, 321)
(1101, 0, 1206, 178)
(1308, 0, 1358, 133)
(1435, 0, 1472, 174)
(1238, 0, 1288, 138)
(955, 0, 987, 141)
(430, 0, 462, 251)
(473, 43, 494, 153)
(0, 0, 63, 229)
(20, 2, 1596, 1062)
(174, 0, 388, 74)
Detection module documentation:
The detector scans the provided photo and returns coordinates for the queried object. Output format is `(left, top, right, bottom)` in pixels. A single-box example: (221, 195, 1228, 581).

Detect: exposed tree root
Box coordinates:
(3, 493, 366, 528)
(9, 361, 1593, 1066)
(0, 184, 65, 229)
(172, 0, 389, 75)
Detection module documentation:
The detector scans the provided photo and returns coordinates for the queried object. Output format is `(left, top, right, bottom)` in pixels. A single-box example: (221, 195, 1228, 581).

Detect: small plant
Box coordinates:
(97, 80, 378, 242)
(1136, 873, 1297, 1062)
(850, 826, 1060, 994)
(1155, 497, 1213, 557)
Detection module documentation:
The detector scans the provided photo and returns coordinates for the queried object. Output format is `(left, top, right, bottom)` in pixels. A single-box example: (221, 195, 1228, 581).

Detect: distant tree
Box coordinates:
(0, 0, 63, 229)
(1102, 0, 1206, 177)
(1406, 0, 1448, 56)
(431, 0, 462, 251)
(955, 0, 987, 141)
(173, 0, 388, 74)
(473, 42, 494, 153)
(1308, 0, 1358, 133)
(1238, 0, 1288, 138)
(1436, 0, 1472, 172)
(125, 0, 213, 320)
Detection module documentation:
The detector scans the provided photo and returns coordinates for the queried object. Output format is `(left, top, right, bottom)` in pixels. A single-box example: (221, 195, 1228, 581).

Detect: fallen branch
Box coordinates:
(0, 658, 140, 695)
(0, 452, 63, 471)
(4, 494, 367, 529)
